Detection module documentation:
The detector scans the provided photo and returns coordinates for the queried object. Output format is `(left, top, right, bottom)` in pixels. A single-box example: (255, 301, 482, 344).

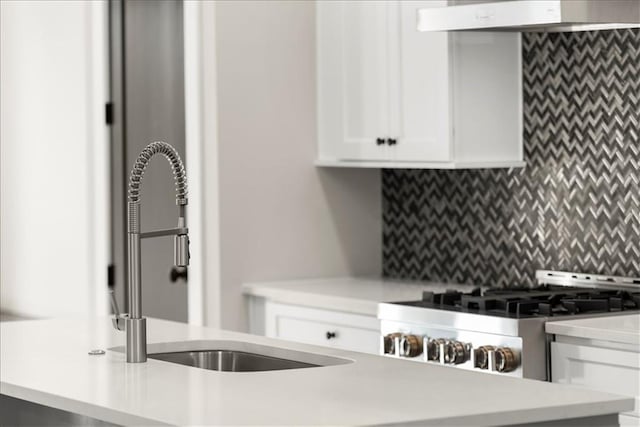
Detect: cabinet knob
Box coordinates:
(387, 138, 397, 145)
(326, 331, 337, 340)
(376, 138, 385, 145)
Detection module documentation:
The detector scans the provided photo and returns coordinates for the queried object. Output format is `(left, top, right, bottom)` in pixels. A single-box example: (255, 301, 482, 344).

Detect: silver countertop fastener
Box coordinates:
(88, 349, 105, 356)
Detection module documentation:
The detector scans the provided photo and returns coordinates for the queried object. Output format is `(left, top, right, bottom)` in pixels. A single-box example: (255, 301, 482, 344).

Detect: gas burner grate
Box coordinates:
(407, 285, 640, 318)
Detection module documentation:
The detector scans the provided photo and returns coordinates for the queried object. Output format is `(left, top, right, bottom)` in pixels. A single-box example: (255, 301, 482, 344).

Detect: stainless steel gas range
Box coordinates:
(378, 270, 640, 381)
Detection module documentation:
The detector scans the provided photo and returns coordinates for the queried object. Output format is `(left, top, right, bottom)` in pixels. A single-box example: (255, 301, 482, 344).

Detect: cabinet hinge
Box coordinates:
(105, 102, 114, 125)
(107, 264, 115, 288)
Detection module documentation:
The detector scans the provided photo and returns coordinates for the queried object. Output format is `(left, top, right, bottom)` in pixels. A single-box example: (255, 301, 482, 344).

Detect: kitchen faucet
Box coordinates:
(110, 141, 189, 363)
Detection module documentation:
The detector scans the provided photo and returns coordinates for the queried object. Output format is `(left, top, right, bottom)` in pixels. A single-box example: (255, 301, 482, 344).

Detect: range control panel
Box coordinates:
(380, 322, 524, 378)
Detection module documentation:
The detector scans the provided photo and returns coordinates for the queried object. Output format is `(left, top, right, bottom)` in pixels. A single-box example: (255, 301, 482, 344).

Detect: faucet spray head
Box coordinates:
(174, 234, 189, 267)
(174, 204, 189, 267)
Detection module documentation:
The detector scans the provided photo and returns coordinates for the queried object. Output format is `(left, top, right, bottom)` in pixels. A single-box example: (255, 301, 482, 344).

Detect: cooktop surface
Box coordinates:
(392, 285, 640, 319)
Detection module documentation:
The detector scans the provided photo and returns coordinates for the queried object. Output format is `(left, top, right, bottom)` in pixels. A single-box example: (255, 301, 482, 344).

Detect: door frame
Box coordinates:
(109, 0, 208, 325)
(183, 0, 207, 326)
(108, 0, 128, 315)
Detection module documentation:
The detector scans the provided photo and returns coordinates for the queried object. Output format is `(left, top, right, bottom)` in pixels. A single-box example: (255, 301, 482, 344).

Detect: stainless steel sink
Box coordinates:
(149, 350, 318, 372)
(114, 340, 354, 373)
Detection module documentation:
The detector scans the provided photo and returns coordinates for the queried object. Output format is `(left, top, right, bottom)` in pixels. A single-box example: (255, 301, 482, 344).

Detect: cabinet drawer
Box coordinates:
(276, 316, 380, 354)
(264, 301, 380, 354)
(551, 341, 640, 416)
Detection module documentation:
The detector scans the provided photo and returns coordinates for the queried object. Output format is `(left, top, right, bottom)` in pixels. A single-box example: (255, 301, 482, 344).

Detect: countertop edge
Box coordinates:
(545, 315, 640, 346)
(1, 381, 169, 427)
(546, 323, 640, 345)
(2, 375, 633, 427)
(391, 399, 635, 427)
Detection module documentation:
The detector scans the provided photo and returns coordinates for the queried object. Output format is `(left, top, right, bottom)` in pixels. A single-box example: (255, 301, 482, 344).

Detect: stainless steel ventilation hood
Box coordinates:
(417, 0, 640, 32)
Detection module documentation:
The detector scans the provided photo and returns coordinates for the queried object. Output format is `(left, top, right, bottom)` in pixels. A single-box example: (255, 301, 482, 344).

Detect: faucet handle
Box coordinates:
(109, 289, 127, 331)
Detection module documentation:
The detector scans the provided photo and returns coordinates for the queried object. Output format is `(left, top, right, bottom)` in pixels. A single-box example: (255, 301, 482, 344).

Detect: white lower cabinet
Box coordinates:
(551, 339, 640, 425)
(264, 301, 380, 355)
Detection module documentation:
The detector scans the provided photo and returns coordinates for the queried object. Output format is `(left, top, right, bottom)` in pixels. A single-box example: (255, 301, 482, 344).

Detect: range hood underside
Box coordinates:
(418, 0, 640, 32)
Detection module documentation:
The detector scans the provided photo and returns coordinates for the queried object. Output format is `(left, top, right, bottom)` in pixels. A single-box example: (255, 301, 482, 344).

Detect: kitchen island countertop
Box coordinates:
(0, 317, 634, 426)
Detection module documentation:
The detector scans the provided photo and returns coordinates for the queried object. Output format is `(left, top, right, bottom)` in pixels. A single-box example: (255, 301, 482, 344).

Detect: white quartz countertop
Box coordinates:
(546, 313, 640, 345)
(1, 317, 634, 426)
(243, 276, 478, 315)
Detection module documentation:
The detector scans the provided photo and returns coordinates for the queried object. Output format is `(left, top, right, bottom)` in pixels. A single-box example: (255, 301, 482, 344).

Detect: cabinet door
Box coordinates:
(390, 0, 452, 162)
(551, 342, 640, 417)
(317, 1, 391, 161)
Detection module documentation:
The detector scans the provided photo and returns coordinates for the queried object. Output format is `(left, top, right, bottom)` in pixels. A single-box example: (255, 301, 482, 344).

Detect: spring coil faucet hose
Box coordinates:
(128, 141, 188, 205)
(117, 141, 189, 363)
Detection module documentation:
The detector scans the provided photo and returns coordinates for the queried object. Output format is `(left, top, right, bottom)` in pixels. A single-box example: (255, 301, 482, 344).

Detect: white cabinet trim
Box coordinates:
(316, 159, 526, 169)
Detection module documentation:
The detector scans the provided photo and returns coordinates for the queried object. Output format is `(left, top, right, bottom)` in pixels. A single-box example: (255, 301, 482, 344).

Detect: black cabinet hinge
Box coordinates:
(105, 102, 114, 125)
(107, 264, 115, 288)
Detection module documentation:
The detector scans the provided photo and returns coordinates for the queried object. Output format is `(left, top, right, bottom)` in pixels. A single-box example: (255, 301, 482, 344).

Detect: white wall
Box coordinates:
(0, 1, 109, 318)
(196, 1, 382, 331)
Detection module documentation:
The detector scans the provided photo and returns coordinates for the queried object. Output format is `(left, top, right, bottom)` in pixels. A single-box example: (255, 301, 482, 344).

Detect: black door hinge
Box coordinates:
(107, 264, 115, 288)
(105, 102, 114, 125)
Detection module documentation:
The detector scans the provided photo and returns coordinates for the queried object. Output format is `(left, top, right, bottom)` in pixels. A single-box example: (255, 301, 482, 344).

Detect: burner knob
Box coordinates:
(426, 338, 446, 361)
(474, 345, 496, 370)
(399, 335, 423, 358)
(382, 333, 402, 355)
(494, 347, 519, 373)
(444, 341, 469, 365)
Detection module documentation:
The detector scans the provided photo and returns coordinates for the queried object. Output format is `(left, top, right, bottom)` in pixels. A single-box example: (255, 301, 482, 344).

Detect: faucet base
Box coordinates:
(125, 317, 147, 363)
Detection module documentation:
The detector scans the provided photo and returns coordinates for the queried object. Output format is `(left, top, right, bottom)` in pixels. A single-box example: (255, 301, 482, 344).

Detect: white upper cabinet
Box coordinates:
(316, 1, 524, 169)
(317, 1, 390, 161)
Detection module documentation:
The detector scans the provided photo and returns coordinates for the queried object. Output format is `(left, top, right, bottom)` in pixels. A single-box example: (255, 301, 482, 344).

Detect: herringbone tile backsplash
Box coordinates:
(382, 29, 640, 287)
